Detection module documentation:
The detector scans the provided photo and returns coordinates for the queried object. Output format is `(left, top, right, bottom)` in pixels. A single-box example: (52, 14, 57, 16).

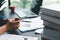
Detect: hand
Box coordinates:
(0, 18, 20, 35)
(6, 18, 20, 31)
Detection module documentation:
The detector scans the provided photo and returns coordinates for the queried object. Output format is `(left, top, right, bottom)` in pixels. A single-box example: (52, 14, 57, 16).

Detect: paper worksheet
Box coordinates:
(19, 16, 44, 32)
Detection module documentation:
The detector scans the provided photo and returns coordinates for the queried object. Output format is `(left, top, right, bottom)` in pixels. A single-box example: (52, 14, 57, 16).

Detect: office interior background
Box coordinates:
(4, 0, 60, 10)
(0, 0, 60, 40)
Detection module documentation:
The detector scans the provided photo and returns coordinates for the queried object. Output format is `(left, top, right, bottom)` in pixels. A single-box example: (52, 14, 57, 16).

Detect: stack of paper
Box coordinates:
(44, 21, 60, 31)
(41, 4, 60, 18)
(41, 4, 60, 40)
(43, 28, 60, 38)
(41, 14, 60, 25)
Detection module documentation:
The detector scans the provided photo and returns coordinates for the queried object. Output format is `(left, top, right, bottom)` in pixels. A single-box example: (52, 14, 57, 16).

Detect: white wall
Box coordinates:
(0, 0, 8, 10)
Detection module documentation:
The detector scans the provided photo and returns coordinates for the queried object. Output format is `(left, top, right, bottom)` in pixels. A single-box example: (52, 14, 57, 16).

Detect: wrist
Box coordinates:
(0, 24, 8, 32)
(0, 24, 8, 35)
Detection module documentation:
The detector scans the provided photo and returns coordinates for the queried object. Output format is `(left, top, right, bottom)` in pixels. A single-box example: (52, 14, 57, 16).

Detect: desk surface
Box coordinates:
(19, 29, 42, 40)
(0, 29, 42, 40)
(0, 34, 39, 40)
(6, 29, 42, 40)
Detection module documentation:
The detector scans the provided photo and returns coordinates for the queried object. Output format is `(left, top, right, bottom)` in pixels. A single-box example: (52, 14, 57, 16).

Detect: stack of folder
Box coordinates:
(41, 4, 60, 40)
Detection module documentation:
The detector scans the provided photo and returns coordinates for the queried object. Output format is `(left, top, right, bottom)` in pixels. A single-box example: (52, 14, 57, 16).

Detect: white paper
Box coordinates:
(19, 17, 44, 31)
(42, 4, 60, 11)
(35, 29, 43, 34)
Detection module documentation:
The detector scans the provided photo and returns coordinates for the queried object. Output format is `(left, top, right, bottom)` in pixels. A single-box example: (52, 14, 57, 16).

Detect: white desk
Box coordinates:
(0, 34, 38, 40)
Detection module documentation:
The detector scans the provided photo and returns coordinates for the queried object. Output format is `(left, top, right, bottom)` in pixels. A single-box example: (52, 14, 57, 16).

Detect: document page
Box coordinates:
(19, 17, 44, 32)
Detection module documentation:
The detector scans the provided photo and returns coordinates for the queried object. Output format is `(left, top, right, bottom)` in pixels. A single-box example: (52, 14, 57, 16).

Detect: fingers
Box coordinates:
(15, 18, 20, 21)
(9, 18, 20, 23)
(9, 18, 15, 23)
(6, 18, 20, 30)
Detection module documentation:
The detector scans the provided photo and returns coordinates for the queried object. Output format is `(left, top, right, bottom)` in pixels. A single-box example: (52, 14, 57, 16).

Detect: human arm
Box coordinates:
(0, 24, 7, 35)
(0, 18, 20, 35)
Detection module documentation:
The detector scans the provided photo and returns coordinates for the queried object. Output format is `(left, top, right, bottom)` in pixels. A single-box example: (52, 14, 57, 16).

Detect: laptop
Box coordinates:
(15, 8, 38, 19)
